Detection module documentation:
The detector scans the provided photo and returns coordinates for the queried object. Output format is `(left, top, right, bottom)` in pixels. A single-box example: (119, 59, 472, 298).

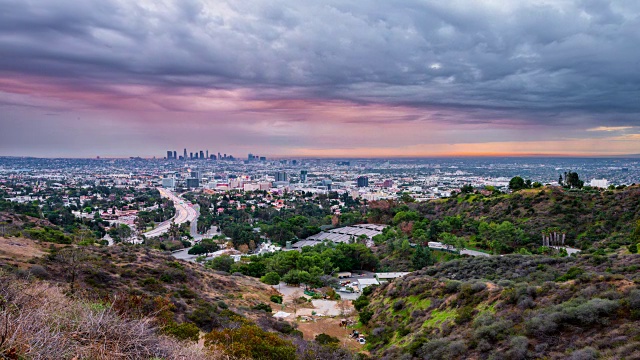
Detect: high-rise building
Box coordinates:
(199, 150, 204, 159)
(186, 178, 200, 188)
(357, 176, 369, 188)
(173, 151, 177, 159)
(248, 153, 254, 161)
(183, 148, 187, 160)
(300, 170, 308, 183)
(190, 152, 193, 160)
(162, 177, 175, 188)
(166, 151, 172, 159)
(275, 171, 288, 182)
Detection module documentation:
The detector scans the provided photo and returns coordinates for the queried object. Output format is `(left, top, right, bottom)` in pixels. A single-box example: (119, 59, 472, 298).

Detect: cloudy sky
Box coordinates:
(1, 0, 639, 158)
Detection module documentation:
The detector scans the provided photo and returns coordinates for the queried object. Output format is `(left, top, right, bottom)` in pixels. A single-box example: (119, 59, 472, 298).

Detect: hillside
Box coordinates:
(368, 185, 640, 253)
(0, 239, 356, 359)
(358, 253, 640, 359)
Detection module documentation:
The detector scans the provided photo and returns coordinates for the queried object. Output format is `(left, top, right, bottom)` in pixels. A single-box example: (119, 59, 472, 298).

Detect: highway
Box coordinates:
(143, 188, 198, 238)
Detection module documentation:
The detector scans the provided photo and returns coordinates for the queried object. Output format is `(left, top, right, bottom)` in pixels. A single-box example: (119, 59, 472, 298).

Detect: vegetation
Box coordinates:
(359, 253, 640, 359)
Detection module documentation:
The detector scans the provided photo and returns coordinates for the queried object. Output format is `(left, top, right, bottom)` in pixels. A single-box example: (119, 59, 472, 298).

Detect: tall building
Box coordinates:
(166, 151, 173, 160)
(357, 176, 369, 188)
(206, 150, 209, 159)
(162, 177, 175, 188)
(173, 151, 177, 159)
(183, 148, 187, 160)
(186, 178, 200, 188)
(300, 170, 308, 183)
(199, 150, 204, 159)
(248, 153, 253, 161)
(190, 152, 193, 160)
(275, 171, 288, 182)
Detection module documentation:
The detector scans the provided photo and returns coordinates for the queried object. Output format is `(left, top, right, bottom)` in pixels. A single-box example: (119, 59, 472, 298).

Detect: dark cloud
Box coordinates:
(0, 0, 639, 157)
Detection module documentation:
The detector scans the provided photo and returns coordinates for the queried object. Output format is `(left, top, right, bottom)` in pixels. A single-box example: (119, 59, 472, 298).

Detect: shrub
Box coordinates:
(163, 321, 200, 341)
(28, 265, 49, 279)
(261, 272, 281, 285)
(556, 267, 585, 282)
(455, 305, 474, 324)
(393, 299, 405, 311)
(505, 336, 529, 360)
(568, 347, 599, 360)
(629, 243, 638, 254)
(204, 325, 297, 360)
(315, 333, 339, 345)
(217, 301, 228, 309)
(270, 295, 283, 304)
(444, 280, 461, 294)
(359, 309, 373, 325)
(252, 303, 272, 313)
(353, 295, 370, 311)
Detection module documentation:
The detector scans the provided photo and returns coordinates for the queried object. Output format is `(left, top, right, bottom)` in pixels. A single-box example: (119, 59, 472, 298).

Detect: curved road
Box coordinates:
(143, 188, 198, 238)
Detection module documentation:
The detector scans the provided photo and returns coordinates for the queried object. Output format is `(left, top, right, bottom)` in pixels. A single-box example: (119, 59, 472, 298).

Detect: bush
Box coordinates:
(206, 255, 234, 272)
(629, 243, 638, 254)
(568, 347, 599, 360)
(163, 321, 200, 341)
(444, 280, 461, 294)
(505, 336, 529, 360)
(556, 267, 585, 282)
(204, 325, 297, 360)
(393, 299, 405, 311)
(455, 305, 474, 325)
(252, 303, 272, 313)
(270, 295, 283, 304)
(359, 309, 373, 325)
(28, 265, 49, 279)
(261, 272, 281, 285)
(353, 295, 370, 311)
(315, 333, 339, 345)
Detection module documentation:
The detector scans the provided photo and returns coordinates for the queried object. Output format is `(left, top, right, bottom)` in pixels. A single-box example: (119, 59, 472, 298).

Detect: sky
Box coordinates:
(1, 0, 639, 158)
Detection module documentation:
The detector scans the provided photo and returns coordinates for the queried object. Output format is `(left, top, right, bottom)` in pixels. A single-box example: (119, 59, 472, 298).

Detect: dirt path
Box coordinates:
(296, 318, 363, 352)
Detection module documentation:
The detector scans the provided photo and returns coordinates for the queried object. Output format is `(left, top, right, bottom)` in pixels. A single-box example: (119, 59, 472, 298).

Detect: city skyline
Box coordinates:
(1, 1, 639, 158)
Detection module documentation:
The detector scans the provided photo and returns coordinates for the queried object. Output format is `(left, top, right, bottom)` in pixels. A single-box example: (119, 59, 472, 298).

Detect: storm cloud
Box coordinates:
(0, 0, 639, 157)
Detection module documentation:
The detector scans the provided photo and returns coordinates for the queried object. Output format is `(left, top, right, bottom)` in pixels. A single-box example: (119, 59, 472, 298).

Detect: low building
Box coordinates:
(375, 272, 410, 283)
(357, 278, 380, 291)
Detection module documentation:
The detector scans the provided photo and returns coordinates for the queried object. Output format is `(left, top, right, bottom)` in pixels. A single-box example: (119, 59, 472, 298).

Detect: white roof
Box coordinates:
(376, 272, 410, 279)
(358, 278, 380, 285)
(272, 311, 291, 318)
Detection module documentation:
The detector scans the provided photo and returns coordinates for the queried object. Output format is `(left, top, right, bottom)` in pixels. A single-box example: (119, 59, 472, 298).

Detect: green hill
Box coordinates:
(357, 253, 640, 359)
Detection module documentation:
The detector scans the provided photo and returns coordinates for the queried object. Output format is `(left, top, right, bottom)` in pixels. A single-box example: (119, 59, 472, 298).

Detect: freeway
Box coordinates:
(143, 188, 198, 238)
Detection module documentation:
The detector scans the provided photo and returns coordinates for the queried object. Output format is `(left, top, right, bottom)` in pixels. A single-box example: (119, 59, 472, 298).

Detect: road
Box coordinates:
(143, 188, 198, 238)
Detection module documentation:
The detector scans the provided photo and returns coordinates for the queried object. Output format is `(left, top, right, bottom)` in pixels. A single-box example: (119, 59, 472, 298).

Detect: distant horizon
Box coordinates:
(1, 153, 640, 161)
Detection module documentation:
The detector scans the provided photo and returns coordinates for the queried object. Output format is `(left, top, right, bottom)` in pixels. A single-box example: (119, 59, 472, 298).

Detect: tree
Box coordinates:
(260, 272, 281, 285)
(282, 269, 311, 286)
(56, 247, 87, 294)
(509, 176, 526, 191)
(412, 245, 433, 270)
(565, 171, 584, 189)
(188, 241, 219, 255)
(207, 255, 235, 272)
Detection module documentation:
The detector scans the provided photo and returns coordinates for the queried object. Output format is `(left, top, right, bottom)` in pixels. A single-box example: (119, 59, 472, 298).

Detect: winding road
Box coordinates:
(143, 188, 198, 238)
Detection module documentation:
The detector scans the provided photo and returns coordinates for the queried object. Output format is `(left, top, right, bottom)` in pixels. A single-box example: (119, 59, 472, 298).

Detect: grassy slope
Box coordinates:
(0, 239, 280, 327)
(363, 253, 640, 359)
(419, 186, 640, 248)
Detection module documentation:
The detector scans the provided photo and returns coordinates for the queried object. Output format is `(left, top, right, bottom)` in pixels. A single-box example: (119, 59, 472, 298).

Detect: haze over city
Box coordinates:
(1, 0, 639, 158)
